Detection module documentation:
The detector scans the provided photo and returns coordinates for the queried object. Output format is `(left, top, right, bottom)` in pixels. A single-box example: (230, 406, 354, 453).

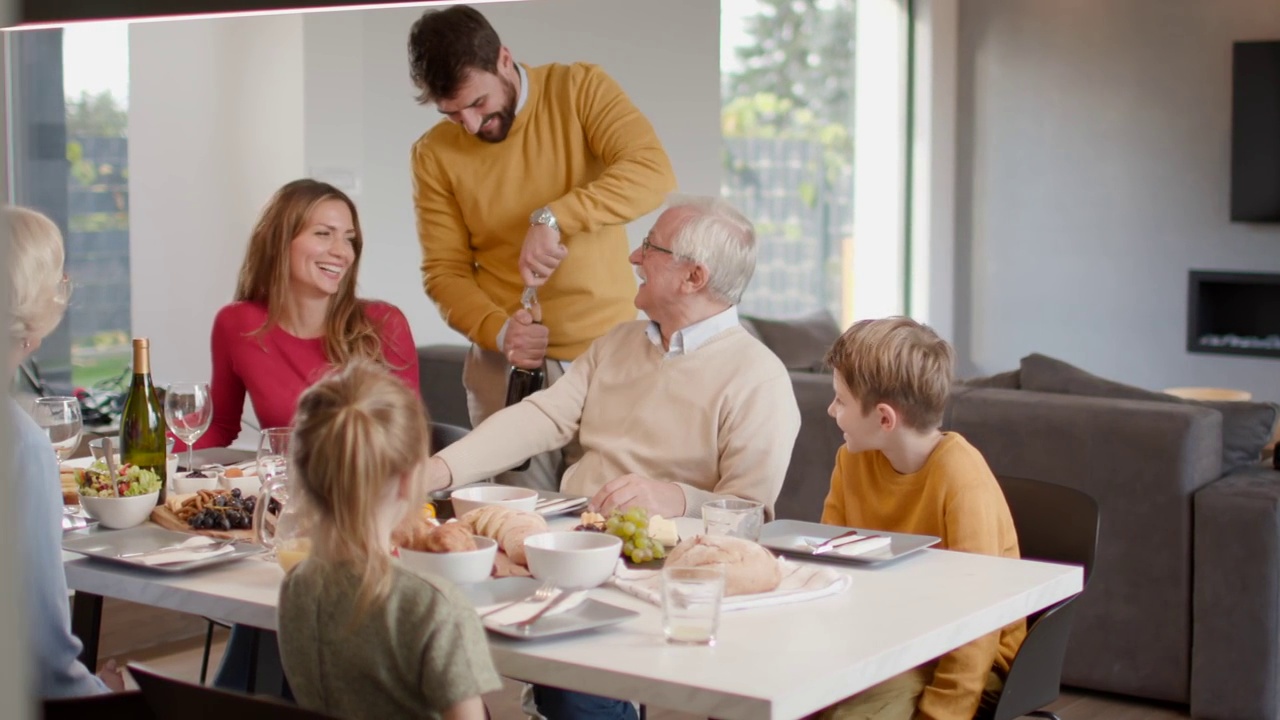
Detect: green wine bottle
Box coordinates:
(119, 337, 168, 505)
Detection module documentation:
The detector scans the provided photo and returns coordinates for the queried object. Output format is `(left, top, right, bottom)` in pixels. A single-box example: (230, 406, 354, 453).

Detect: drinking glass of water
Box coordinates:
(257, 427, 292, 487)
(33, 396, 83, 463)
(164, 382, 212, 472)
(661, 565, 725, 646)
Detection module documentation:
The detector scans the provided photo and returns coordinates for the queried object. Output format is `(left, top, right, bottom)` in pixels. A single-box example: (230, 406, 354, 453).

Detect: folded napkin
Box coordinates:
(478, 589, 589, 627)
(611, 557, 849, 611)
(126, 536, 235, 566)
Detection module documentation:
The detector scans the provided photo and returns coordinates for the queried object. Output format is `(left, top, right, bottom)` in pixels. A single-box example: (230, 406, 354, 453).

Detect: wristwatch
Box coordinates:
(529, 206, 560, 233)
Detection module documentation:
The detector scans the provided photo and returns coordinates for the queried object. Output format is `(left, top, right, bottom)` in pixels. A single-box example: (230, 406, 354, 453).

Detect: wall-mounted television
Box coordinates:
(1232, 40, 1280, 223)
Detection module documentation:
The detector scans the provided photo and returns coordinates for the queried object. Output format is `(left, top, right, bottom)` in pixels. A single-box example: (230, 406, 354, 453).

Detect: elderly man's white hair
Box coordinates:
(664, 194, 756, 305)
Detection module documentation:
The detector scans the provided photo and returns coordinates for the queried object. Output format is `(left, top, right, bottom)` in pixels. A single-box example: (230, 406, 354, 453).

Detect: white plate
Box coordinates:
(759, 519, 940, 565)
(458, 576, 637, 640)
(62, 525, 265, 573)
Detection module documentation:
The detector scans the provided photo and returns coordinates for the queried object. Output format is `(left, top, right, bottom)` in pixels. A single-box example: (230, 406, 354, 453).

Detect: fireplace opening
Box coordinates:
(1187, 271, 1280, 359)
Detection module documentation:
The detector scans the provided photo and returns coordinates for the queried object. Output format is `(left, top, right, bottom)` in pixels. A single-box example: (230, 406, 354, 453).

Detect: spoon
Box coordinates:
(102, 437, 120, 498)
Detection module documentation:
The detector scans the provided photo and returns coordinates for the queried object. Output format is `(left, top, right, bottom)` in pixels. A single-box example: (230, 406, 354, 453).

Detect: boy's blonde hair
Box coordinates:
(824, 316, 955, 432)
(291, 361, 431, 616)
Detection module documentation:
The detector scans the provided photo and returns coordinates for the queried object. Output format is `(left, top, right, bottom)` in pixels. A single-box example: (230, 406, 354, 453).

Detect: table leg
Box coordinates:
(71, 591, 103, 670)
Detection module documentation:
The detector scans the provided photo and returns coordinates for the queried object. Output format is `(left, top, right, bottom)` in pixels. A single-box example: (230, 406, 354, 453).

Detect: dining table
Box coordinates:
(64, 516, 1081, 720)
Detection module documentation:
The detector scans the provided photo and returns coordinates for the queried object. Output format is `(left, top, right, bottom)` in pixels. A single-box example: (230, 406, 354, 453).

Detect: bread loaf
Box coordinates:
(458, 506, 547, 566)
(665, 535, 782, 596)
(419, 523, 478, 553)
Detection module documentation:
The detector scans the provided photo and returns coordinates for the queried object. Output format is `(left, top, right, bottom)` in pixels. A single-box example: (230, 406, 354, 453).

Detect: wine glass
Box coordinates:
(32, 396, 83, 463)
(164, 382, 212, 473)
(257, 427, 292, 489)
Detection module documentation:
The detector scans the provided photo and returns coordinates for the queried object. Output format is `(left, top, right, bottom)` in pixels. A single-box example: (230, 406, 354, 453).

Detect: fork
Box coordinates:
(479, 581, 555, 619)
(511, 588, 576, 631)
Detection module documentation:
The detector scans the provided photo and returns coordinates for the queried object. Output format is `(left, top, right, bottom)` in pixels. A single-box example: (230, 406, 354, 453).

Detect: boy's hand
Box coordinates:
(98, 659, 126, 693)
(590, 474, 685, 518)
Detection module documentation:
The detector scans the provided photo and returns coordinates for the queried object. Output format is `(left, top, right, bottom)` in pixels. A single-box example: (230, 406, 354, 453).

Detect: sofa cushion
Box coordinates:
(958, 369, 1021, 389)
(742, 309, 841, 372)
(1020, 353, 1279, 474)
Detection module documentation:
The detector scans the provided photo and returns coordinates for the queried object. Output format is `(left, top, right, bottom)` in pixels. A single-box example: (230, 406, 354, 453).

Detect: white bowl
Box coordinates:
(523, 531, 623, 589)
(217, 469, 261, 497)
(173, 470, 219, 494)
(79, 491, 160, 530)
(450, 484, 539, 517)
(399, 536, 498, 585)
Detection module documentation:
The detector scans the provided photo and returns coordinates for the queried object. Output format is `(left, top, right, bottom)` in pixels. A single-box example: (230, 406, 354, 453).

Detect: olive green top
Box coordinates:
(278, 558, 501, 720)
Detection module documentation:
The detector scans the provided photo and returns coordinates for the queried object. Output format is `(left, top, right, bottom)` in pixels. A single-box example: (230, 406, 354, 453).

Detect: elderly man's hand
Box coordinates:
(503, 308, 548, 369)
(519, 224, 568, 287)
(590, 473, 686, 519)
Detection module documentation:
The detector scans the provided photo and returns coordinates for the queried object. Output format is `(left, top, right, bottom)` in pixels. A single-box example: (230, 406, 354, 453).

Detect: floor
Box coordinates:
(123, 623, 1192, 720)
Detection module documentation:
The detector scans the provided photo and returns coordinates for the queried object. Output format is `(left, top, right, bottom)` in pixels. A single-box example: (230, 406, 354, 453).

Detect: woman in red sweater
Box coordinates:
(192, 179, 420, 449)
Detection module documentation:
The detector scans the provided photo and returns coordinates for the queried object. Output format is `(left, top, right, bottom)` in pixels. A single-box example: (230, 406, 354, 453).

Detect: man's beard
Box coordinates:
(475, 77, 518, 144)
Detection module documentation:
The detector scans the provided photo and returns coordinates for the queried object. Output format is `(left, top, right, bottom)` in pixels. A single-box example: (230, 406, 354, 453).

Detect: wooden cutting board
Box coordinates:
(149, 504, 256, 541)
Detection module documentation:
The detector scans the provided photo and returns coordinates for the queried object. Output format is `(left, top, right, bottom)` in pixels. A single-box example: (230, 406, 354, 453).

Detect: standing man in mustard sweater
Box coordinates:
(408, 5, 677, 493)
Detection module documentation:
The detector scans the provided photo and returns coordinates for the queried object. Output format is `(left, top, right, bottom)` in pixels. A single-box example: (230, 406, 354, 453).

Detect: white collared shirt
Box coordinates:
(645, 306, 741, 358)
(515, 63, 529, 115)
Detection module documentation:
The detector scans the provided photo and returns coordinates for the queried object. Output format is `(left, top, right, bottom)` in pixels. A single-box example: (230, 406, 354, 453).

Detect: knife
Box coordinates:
(810, 530, 882, 556)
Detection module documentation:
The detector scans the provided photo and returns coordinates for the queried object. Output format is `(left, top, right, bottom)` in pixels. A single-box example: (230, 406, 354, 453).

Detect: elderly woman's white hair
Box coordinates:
(665, 195, 756, 305)
(6, 206, 69, 347)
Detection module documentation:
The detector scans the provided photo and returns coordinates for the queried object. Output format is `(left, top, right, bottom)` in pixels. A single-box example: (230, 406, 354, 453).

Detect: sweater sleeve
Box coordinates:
(436, 342, 596, 484)
(194, 305, 247, 449)
(546, 64, 676, 237)
(11, 404, 109, 698)
(820, 450, 849, 526)
(372, 303, 420, 393)
(675, 368, 800, 520)
(916, 479, 1009, 720)
(412, 144, 509, 351)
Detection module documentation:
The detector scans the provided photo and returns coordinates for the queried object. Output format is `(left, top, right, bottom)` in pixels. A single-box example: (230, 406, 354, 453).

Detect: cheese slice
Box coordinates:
(650, 515, 679, 547)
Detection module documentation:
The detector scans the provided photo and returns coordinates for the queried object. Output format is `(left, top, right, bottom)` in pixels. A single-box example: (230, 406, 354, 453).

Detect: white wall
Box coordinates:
(130, 14, 306, 404)
(303, 0, 721, 348)
(953, 0, 1280, 402)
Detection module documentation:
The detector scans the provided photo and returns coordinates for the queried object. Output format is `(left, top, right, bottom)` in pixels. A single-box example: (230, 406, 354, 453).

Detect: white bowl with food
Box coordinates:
(217, 467, 261, 496)
(399, 536, 498, 585)
(524, 531, 623, 589)
(449, 484, 538, 517)
(79, 491, 161, 529)
(172, 469, 219, 494)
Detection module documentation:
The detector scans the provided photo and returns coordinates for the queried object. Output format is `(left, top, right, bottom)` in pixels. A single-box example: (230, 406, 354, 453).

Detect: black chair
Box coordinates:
(431, 421, 470, 452)
(982, 476, 1100, 720)
(43, 691, 156, 720)
(128, 664, 334, 719)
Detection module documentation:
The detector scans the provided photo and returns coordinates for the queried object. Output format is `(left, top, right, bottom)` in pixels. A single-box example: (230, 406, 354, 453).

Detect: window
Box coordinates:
(722, 0, 908, 326)
(6, 24, 131, 398)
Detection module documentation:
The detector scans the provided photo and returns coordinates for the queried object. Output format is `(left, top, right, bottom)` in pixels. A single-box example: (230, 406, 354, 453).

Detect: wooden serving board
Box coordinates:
(149, 505, 256, 541)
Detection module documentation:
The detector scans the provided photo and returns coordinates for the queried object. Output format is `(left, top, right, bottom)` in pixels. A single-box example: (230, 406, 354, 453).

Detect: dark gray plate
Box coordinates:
(62, 525, 265, 573)
(459, 576, 637, 640)
(759, 519, 940, 565)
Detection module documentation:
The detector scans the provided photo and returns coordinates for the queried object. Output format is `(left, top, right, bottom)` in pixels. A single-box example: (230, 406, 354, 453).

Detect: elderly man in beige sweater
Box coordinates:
(427, 195, 801, 520)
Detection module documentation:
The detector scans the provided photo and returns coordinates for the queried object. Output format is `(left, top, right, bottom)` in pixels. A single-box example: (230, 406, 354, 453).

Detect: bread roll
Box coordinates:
(420, 523, 478, 553)
(665, 535, 782, 596)
(458, 506, 547, 566)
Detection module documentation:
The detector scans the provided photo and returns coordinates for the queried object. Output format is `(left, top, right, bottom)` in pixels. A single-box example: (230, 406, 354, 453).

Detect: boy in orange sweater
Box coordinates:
(816, 317, 1025, 720)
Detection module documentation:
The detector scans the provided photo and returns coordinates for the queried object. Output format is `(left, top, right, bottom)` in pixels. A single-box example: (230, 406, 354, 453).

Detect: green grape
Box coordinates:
(605, 517, 621, 532)
(620, 521, 637, 536)
(623, 540, 636, 556)
(634, 537, 651, 550)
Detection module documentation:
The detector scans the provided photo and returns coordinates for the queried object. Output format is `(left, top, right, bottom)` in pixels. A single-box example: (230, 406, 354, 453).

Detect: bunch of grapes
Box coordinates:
(605, 507, 665, 564)
(187, 488, 259, 532)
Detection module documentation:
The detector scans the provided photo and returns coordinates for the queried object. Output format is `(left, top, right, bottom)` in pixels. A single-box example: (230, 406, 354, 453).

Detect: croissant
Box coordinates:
(458, 506, 547, 566)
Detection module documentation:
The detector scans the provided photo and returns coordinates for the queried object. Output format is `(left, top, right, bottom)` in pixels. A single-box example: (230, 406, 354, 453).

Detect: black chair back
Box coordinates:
(128, 664, 335, 719)
(43, 691, 155, 720)
(430, 421, 470, 453)
(987, 476, 1100, 720)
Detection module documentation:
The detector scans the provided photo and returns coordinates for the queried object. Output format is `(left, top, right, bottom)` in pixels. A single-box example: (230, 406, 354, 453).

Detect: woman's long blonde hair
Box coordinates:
(235, 179, 383, 366)
(291, 361, 432, 614)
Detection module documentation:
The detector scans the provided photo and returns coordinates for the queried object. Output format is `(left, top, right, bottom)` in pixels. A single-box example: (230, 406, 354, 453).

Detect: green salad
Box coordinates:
(77, 461, 163, 498)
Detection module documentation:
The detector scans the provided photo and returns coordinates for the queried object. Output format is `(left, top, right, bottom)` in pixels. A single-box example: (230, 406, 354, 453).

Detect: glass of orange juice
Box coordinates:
(277, 537, 312, 572)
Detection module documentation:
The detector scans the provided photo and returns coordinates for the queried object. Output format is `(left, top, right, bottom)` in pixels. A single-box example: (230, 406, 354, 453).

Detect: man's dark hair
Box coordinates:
(408, 5, 502, 105)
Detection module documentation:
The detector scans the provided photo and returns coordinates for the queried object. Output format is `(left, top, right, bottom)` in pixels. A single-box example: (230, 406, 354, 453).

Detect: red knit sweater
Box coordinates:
(188, 300, 419, 449)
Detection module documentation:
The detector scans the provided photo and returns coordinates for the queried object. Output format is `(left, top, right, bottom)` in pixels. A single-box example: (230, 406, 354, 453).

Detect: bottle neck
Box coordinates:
(133, 344, 150, 375)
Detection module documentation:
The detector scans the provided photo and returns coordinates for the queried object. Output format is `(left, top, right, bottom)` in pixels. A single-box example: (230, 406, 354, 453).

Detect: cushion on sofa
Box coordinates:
(958, 369, 1021, 389)
(741, 309, 842, 372)
(1020, 353, 1278, 474)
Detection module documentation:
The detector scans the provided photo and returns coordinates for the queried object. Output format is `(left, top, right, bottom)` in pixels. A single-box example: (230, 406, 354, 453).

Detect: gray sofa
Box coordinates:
(416, 323, 1280, 720)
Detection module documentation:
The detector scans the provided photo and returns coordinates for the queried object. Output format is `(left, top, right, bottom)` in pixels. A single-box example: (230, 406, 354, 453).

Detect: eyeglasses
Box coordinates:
(641, 238, 677, 259)
(56, 274, 73, 304)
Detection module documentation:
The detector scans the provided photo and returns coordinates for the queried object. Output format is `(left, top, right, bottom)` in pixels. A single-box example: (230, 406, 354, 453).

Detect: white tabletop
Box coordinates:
(64, 518, 1081, 720)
